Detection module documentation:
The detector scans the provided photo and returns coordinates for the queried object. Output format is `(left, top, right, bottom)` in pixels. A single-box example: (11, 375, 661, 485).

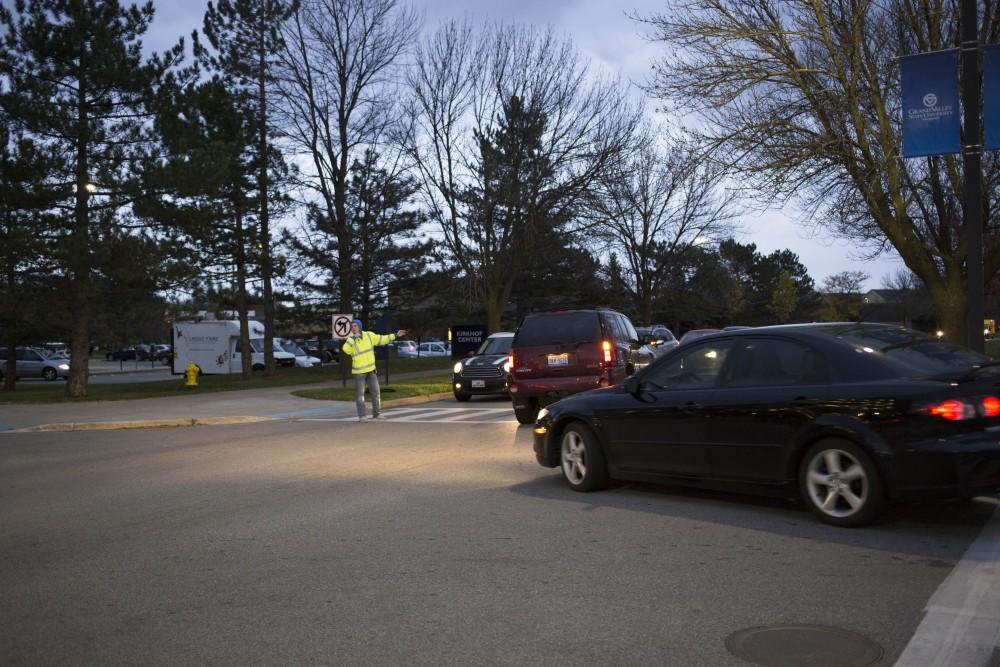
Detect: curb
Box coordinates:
(379, 391, 455, 408)
(27, 416, 272, 433)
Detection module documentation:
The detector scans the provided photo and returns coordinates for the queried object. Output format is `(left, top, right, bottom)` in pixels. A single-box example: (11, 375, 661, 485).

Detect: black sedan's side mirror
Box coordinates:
(623, 376, 641, 394)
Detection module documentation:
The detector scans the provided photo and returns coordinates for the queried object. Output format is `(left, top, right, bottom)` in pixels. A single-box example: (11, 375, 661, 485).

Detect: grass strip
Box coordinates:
(293, 374, 453, 401)
(0, 357, 454, 403)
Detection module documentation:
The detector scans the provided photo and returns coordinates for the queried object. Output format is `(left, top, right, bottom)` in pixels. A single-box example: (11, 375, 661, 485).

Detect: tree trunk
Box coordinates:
(235, 209, 252, 380)
(928, 279, 967, 344)
(3, 337, 15, 391)
(66, 82, 91, 398)
(484, 282, 514, 333)
(258, 27, 275, 377)
(639, 292, 653, 326)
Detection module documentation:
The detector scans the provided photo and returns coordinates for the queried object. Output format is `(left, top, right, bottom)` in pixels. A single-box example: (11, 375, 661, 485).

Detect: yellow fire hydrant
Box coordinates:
(185, 362, 200, 388)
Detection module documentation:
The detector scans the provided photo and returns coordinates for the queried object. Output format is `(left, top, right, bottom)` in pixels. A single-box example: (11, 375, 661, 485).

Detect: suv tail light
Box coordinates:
(919, 395, 1000, 420)
(508, 351, 515, 373)
(601, 340, 613, 366)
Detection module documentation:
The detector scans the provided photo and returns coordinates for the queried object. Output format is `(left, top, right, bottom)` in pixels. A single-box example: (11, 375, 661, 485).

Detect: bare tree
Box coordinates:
(638, 0, 1000, 342)
(404, 20, 641, 330)
(274, 0, 419, 314)
(586, 125, 739, 323)
(881, 267, 922, 326)
(821, 270, 870, 321)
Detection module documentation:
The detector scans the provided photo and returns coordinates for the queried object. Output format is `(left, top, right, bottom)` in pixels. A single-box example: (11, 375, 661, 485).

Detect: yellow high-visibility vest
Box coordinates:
(341, 331, 395, 374)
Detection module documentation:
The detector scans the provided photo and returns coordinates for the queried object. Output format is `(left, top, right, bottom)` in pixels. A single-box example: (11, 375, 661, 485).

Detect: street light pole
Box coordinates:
(962, 0, 984, 352)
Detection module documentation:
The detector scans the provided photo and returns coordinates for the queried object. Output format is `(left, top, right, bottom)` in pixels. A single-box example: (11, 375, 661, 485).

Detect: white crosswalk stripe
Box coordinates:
(299, 405, 516, 424)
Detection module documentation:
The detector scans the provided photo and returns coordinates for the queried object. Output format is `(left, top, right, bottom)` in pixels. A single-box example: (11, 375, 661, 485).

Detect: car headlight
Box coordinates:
(536, 407, 549, 421)
(502, 359, 511, 372)
(453, 361, 464, 374)
(57, 364, 69, 370)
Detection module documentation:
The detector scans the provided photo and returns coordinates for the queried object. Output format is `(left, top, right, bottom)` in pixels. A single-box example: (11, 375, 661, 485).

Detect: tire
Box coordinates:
(799, 439, 885, 527)
(252, 364, 264, 372)
(513, 398, 538, 425)
(559, 422, 609, 492)
(42, 367, 57, 381)
(454, 390, 471, 402)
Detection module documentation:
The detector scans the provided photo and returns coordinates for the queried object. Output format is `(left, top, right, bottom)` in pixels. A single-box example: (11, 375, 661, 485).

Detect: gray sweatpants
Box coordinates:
(354, 371, 381, 418)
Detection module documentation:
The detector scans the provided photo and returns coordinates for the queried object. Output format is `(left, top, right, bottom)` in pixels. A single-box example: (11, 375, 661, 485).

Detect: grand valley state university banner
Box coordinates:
(900, 50, 961, 158)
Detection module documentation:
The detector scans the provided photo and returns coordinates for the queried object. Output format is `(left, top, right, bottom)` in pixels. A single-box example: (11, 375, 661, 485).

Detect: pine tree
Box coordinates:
(201, 0, 296, 375)
(0, 0, 181, 396)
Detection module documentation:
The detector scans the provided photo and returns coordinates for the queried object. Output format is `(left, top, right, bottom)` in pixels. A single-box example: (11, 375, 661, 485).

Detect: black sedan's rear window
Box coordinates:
(515, 312, 601, 347)
(834, 327, 988, 375)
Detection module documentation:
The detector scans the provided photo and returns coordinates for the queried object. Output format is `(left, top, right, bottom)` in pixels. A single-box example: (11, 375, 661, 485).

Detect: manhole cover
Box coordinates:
(725, 624, 883, 667)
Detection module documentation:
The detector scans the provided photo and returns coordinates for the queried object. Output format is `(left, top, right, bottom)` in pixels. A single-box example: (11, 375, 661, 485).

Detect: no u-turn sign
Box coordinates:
(332, 314, 353, 339)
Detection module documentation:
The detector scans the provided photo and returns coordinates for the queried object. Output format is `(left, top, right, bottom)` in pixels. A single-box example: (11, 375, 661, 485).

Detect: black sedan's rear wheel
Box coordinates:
(799, 439, 885, 527)
(559, 422, 608, 492)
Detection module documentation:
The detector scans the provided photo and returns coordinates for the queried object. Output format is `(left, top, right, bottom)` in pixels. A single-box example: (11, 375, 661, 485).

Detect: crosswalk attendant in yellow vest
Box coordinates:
(341, 319, 407, 422)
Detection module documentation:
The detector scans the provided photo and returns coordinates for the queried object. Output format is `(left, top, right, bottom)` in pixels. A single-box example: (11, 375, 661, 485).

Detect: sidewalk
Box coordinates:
(0, 368, 450, 433)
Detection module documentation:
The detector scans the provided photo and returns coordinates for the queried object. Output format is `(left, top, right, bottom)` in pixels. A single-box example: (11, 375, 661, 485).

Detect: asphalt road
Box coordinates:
(1, 408, 996, 666)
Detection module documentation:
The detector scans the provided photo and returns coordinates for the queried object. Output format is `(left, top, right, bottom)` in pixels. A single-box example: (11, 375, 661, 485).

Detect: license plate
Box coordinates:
(471, 380, 485, 388)
(547, 353, 569, 366)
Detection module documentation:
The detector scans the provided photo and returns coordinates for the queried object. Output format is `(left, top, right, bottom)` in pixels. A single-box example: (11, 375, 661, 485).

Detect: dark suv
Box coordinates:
(507, 308, 649, 424)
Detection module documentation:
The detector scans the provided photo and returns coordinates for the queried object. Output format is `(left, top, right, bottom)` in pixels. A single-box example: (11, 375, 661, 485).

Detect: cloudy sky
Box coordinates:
(143, 0, 902, 290)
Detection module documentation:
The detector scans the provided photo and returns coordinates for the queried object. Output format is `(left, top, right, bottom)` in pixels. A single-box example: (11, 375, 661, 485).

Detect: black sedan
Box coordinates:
(453, 332, 513, 401)
(532, 323, 1000, 527)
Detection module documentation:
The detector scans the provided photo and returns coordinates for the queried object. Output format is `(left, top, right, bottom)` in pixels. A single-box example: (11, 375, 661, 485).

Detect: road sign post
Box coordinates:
(332, 313, 353, 387)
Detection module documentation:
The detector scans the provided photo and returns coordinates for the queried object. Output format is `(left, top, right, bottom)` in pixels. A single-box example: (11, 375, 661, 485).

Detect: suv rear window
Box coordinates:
(515, 312, 601, 347)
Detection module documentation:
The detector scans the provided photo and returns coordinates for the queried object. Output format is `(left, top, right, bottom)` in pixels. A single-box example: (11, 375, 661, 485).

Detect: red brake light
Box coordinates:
(508, 351, 515, 371)
(925, 399, 974, 421)
(601, 340, 612, 364)
(983, 396, 1000, 417)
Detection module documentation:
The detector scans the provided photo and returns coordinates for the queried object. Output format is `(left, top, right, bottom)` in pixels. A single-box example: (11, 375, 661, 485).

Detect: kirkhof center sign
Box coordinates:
(900, 50, 960, 158)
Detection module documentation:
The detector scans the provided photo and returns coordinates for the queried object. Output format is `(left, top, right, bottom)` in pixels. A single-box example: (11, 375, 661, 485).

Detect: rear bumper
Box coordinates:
(892, 431, 1000, 499)
(509, 374, 607, 402)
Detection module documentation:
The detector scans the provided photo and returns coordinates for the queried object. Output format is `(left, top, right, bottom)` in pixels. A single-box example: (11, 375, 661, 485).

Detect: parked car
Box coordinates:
(394, 340, 419, 358)
(151, 344, 172, 363)
(532, 322, 1000, 527)
(321, 339, 343, 363)
(679, 328, 721, 345)
(635, 326, 679, 360)
(452, 332, 514, 401)
(415, 341, 450, 357)
(0, 346, 71, 381)
(106, 345, 150, 361)
(507, 308, 652, 424)
(279, 338, 322, 368)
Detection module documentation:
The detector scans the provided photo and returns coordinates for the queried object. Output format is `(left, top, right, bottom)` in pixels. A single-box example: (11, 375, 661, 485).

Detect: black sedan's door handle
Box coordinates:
(682, 401, 703, 411)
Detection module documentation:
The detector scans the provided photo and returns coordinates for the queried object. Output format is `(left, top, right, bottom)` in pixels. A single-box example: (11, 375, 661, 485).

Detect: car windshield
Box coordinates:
(477, 336, 512, 355)
(832, 326, 990, 374)
(515, 312, 600, 346)
(281, 341, 305, 356)
(249, 338, 266, 354)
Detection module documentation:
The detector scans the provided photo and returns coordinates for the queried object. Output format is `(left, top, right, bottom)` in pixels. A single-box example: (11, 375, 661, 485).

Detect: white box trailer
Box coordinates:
(171, 320, 295, 374)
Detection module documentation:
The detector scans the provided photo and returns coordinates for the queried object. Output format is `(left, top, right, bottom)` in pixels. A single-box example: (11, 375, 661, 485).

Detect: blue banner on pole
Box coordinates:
(900, 50, 960, 157)
(985, 45, 1000, 152)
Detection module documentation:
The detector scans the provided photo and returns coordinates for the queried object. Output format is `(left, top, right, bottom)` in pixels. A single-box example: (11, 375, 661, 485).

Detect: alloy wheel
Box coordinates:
(561, 430, 587, 485)
(805, 448, 869, 519)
